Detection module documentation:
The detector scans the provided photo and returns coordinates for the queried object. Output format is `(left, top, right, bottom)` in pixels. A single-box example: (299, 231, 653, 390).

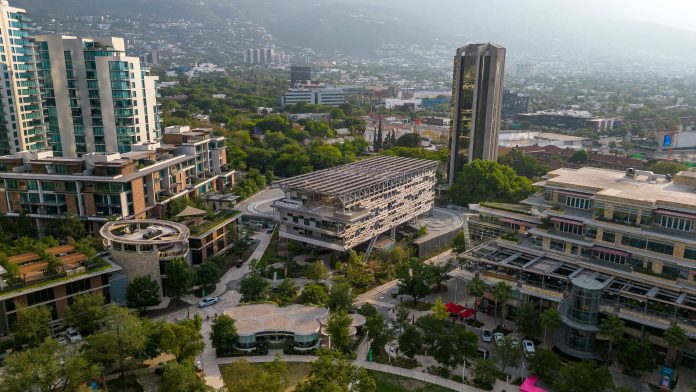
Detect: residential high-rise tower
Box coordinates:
(448, 43, 506, 185)
(36, 35, 161, 157)
(0, 0, 49, 155)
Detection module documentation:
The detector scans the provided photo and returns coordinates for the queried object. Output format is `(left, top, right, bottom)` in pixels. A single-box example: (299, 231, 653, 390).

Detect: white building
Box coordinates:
(0, 0, 49, 154)
(498, 131, 588, 148)
(280, 88, 346, 107)
(36, 35, 161, 157)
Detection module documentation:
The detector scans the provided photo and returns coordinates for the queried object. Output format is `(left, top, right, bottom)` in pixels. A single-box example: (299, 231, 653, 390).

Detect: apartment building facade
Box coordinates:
(273, 156, 438, 251)
(0, 0, 48, 155)
(36, 35, 160, 157)
(456, 167, 696, 364)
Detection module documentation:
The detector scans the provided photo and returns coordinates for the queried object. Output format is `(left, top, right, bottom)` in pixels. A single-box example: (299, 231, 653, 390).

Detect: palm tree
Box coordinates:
(664, 324, 688, 367)
(540, 307, 561, 348)
(599, 315, 625, 361)
(468, 276, 486, 321)
(492, 282, 513, 327)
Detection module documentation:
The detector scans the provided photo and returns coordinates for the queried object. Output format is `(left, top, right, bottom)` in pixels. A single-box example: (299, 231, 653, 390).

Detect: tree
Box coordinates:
(448, 160, 536, 207)
(491, 281, 512, 327)
(239, 273, 271, 302)
(431, 297, 449, 321)
(498, 147, 549, 178)
(309, 145, 343, 170)
(0, 338, 100, 392)
(617, 337, 656, 376)
(472, 359, 500, 389)
(160, 316, 205, 365)
(649, 161, 687, 176)
(569, 149, 590, 164)
(43, 214, 86, 241)
(165, 258, 194, 305)
(210, 315, 237, 355)
(599, 315, 624, 361)
(126, 274, 161, 313)
(278, 278, 299, 305)
(390, 304, 411, 336)
(294, 351, 376, 392)
(66, 292, 106, 335)
(399, 325, 423, 359)
(360, 304, 390, 350)
(327, 311, 353, 354)
(516, 301, 540, 338)
(427, 260, 452, 292)
(306, 260, 328, 283)
(84, 307, 145, 385)
(300, 283, 329, 306)
(395, 133, 421, 148)
(452, 230, 467, 254)
(328, 282, 355, 312)
(540, 307, 561, 348)
(491, 336, 521, 375)
(159, 362, 209, 392)
(395, 258, 431, 304)
(528, 349, 562, 384)
(556, 361, 613, 392)
(664, 324, 688, 367)
(339, 252, 375, 291)
(13, 304, 51, 348)
(467, 276, 486, 321)
(195, 261, 220, 293)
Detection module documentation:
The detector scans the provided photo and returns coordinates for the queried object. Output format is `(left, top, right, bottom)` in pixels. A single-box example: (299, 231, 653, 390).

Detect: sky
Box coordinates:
(601, 0, 696, 31)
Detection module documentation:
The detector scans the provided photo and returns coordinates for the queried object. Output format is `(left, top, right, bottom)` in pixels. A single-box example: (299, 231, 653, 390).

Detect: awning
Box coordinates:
(592, 246, 629, 257)
(655, 208, 696, 220)
(556, 189, 593, 197)
(500, 217, 538, 227)
(551, 216, 584, 226)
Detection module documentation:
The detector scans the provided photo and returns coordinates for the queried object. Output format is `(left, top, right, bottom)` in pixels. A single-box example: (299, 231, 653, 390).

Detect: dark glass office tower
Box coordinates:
(448, 43, 506, 185)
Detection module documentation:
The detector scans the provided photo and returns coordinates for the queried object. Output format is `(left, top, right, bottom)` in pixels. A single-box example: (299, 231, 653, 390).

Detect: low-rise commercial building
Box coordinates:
(514, 110, 622, 132)
(0, 245, 120, 336)
(226, 304, 328, 352)
(99, 219, 189, 300)
(273, 156, 438, 251)
(454, 167, 696, 363)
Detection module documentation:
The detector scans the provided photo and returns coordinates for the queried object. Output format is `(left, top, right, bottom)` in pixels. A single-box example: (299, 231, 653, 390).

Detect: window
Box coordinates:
(602, 231, 616, 243)
(550, 240, 566, 252)
(612, 205, 640, 225)
(66, 278, 92, 295)
(564, 196, 591, 210)
(594, 201, 605, 218)
(659, 215, 693, 232)
(27, 288, 55, 305)
(685, 248, 696, 261)
(585, 227, 597, 239)
(557, 221, 583, 235)
(621, 235, 646, 249)
(544, 188, 553, 201)
(647, 240, 674, 255)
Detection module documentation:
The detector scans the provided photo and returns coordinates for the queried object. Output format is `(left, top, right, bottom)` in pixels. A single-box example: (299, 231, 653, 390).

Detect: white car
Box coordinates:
(481, 329, 493, 343)
(65, 327, 82, 343)
(493, 332, 505, 347)
(198, 296, 219, 308)
(523, 340, 536, 358)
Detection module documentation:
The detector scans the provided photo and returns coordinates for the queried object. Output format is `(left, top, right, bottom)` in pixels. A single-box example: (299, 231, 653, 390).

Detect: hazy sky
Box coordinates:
(606, 0, 696, 31)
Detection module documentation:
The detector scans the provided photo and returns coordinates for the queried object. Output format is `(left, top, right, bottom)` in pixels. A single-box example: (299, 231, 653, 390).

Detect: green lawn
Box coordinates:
(367, 370, 453, 392)
(219, 362, 311, 389)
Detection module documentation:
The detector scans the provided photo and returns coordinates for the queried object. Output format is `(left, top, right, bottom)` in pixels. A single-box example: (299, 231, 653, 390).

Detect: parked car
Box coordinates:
(523, 340, 536, 358)
(198, 296, 219, 308)
(511, 337, 520, 349)
(481, 329, 493, 343)
(65, 327, 82, 343)
(494, 332, 505, 347)
(56, 334, 68, 346)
